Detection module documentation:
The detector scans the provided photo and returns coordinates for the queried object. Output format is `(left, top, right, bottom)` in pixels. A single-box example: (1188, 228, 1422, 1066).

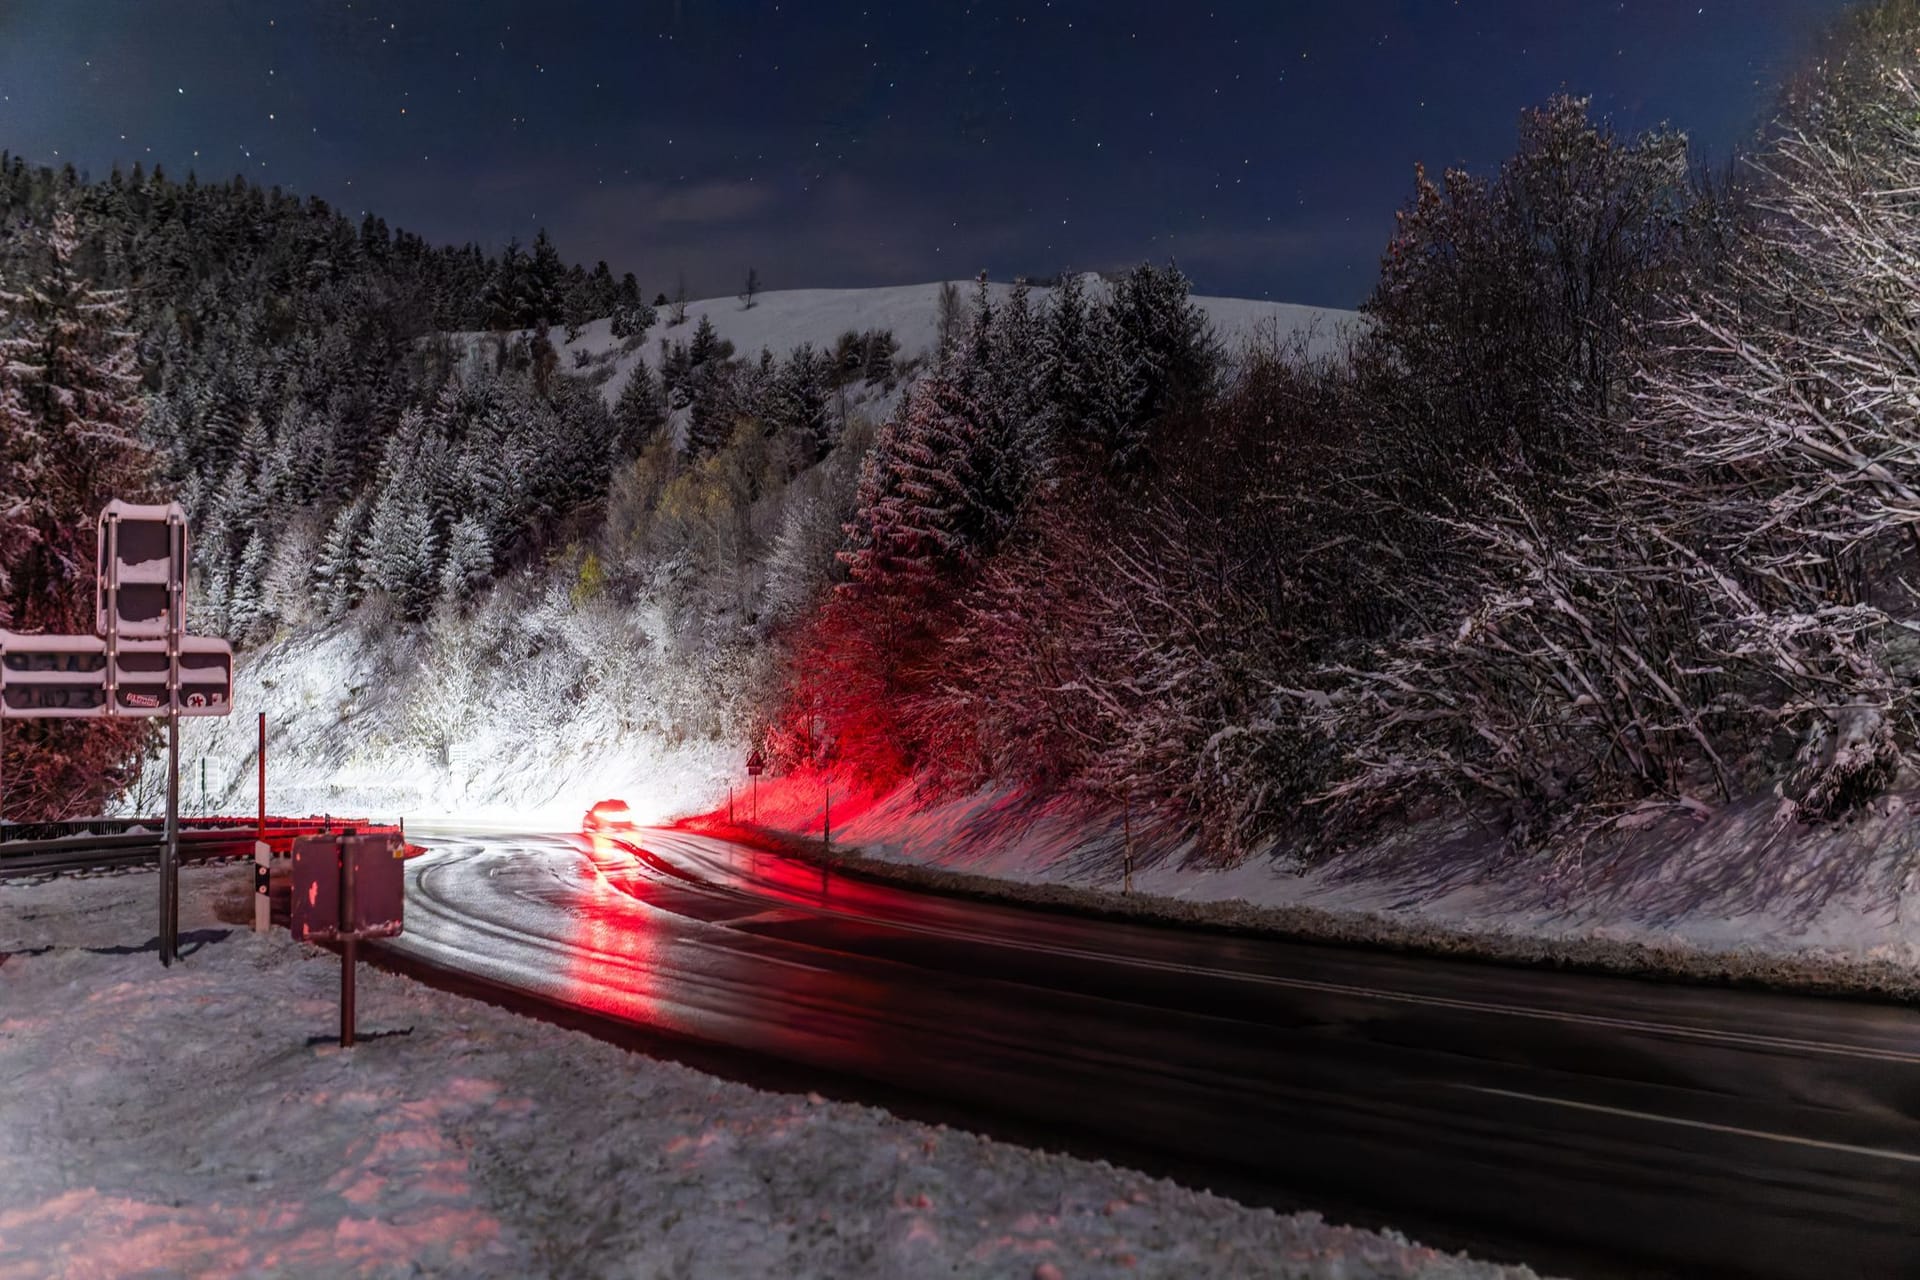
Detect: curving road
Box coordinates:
(383, 830, 1920, 1279)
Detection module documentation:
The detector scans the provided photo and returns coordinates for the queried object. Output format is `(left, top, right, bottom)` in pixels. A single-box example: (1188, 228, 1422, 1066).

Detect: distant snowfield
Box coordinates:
(455, 275, 1362, 409)
(0, 867, 1537, 1280)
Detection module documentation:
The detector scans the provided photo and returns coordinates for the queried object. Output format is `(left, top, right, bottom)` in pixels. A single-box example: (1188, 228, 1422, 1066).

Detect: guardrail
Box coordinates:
(0, 815, 397, 879)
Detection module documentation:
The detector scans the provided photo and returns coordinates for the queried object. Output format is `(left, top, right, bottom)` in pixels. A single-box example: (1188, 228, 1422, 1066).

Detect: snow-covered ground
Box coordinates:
(725, 774, 1920, 998)
(457, 276, 1360, 410)
(0, 866, 1538, 1280)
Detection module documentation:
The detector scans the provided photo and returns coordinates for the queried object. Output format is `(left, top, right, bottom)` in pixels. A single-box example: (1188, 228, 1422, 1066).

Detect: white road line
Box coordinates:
(1457, 1084, 1920, 1166)
(641, 834, 1920, 1068)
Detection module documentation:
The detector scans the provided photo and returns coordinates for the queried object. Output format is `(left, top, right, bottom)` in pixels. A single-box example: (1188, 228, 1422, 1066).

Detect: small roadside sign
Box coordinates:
(746, 749, 766, 777)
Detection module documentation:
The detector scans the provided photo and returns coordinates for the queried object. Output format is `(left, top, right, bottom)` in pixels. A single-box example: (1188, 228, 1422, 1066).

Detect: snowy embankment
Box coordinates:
(0, 867, 1537, 1280)
(721, 775, 1920, 999)
(456, 276, 1360, 411)
(157, 619, 741, 829)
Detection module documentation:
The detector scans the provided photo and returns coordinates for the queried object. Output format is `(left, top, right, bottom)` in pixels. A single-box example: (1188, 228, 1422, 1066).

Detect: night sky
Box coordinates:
(0, 1, 1857, 307)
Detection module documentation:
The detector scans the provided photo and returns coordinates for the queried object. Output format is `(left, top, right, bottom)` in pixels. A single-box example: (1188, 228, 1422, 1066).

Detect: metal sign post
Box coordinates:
(746, 748, 765, 823)
(0, 500, 232, 968)
(292, 831, 406, 1048)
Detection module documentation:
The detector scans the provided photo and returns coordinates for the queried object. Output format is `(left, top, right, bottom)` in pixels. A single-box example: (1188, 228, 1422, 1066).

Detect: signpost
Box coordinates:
(0, 499, 233, 967)
(292, 831, 406, 1048)
(746, 748, 765, 822)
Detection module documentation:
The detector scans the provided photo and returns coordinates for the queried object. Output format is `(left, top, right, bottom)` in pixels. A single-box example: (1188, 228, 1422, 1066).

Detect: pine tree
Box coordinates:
(689, 313, 722, 366)
(0, 211, 149, 633)
(613, 360, 665, 458)
(1040, 270, 1094, 433)
(610, 272, 655, 339)
(842, 372, 1012, 596)
(313, 495, 368, 618)
(227, 530, 272, 643)
(774, 343, 834, 466)
(364, 484, 441, 620)
(1104, 262, 1218, 468)
(438, 514, 492, 605)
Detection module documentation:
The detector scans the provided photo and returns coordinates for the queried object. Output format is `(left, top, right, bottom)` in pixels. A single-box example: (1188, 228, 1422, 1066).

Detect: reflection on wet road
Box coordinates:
(385, 830, 1920, 1279)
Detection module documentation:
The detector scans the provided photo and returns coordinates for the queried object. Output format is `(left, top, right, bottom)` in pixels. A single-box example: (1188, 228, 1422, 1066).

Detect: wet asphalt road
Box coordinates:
(381, 829, 1920, 1279)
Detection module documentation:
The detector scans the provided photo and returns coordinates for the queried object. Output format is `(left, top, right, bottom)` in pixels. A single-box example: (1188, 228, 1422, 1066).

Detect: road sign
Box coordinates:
(177, 636, 233, 716)
(9, 498, 230, 969)
(746, 749, 766, 777)
(1, 632, 234, 718)
(0, 634, 107, 718)
(96, 500, 187, 639)
(291, 832, 405, 944)
(112, 638, 172, 716)
(292, 832, 406, 1049)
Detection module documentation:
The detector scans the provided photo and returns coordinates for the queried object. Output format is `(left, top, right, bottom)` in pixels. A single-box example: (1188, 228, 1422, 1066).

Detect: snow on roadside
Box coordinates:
(728, 774, 1920, 999)
(0, 866, 1540, 1280)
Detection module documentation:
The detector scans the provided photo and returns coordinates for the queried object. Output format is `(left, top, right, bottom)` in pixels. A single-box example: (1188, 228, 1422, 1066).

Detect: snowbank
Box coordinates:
(0, 866, 1536, 1280)
(713, 773, 1920, 1000)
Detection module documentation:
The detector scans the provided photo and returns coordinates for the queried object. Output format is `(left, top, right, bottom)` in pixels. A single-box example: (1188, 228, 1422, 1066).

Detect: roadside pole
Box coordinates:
(163, 705, 179, 965)
(257, 711, 265, 841)
(341, 831, 357, 1049)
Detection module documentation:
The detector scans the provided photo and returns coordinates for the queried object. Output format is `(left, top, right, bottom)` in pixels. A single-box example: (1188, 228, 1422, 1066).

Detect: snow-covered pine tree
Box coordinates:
(0, 209, 150, 641)
(439, 514, 492, 606)
(609, 272, 655, 339)
(313, 495, 369, 618)
(775, 342, 834, 466)
(688, 313, 724, 367)
(841, 371, 1011, 596)
(226, 530, 273, 644)
(613, 359, 666, 459)
(363, 484, 441, 620)
(1039, 270, 1094, 438)
(1104, 262, 1217, 468)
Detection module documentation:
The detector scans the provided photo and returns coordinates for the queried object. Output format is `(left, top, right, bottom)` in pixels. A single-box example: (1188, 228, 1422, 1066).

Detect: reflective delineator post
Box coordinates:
(253, 839, 270, 934)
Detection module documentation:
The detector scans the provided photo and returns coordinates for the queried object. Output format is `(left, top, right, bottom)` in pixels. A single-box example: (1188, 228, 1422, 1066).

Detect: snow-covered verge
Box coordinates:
(0, 868, 1537, 1280)
(710, 774, 1920, 1001)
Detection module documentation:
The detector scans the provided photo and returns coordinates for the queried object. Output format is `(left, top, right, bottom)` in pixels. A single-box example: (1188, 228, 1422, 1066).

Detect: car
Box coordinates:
(583, 798, 638, 832)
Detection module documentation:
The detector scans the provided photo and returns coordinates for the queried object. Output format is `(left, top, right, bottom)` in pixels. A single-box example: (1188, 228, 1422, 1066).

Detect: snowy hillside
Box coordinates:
(458, 276, 1360, 409)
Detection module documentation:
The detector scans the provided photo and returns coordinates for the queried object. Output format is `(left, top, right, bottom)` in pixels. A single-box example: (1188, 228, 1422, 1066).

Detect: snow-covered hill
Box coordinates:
(459, 276, 1360, 409)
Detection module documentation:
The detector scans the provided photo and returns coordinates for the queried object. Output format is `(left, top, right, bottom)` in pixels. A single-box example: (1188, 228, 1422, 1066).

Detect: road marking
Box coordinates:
(640, 834, 1920, 1068)
(1457, 1084, 1920, 1166)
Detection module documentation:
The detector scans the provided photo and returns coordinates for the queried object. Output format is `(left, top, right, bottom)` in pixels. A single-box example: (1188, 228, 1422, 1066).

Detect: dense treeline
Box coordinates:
(779, 7, 1920, 859)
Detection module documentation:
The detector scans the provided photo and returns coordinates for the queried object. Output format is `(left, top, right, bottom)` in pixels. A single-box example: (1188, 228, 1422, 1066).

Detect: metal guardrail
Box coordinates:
(0, 815, 390, 879)
(0, 828, 265, 878)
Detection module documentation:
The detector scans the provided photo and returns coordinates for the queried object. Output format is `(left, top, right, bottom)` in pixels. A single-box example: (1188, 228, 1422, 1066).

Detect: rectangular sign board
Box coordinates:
(176, 635, 233, 715)
(291, 834, 405, 943)
(0, 633, 107, 718)
(112, 638, 172, 717)
(0, 631, 233, 718)
(96, 500, 187, 639)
